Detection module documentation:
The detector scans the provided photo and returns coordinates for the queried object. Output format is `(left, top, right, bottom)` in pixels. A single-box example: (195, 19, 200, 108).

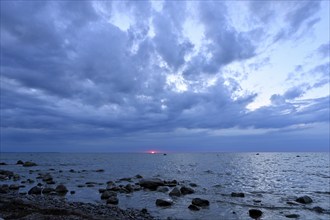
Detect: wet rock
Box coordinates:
(9, 184, 20, 190)
(296, 195, 313, 204)
(23, 161, 37, 167)
(192, 198, 210, 207)
(231, 192, 245, 197)
(42, 187, 55, 194)
(86, 184, 95, 187)
(157, 186, 169, 193)
(101, 191, 117, 200)
(0, 162, 7, 165)
(55, 184, 68, 195)
(69, 169, 75, 173)
(95, 169, 104, 172)
(0, 184, 9, 194)
(287, 201, 299, 205)
(189, 183, 197, 187)
(27, 179, 35, 184)
(70, 191, 75, 194)
(13, 174, 20, 181)
(28, 186, 42, 195)
(135, 174, 143, 179)
(99, 188, 107, 193)
(119, 177, 132, 182)
(42, 174, 53, 182)
(312, 206, 325, 213)
(155, 198, 173, 207)
(285, 214, 300, 218)
(188, 204, 200, 211)
(37, 183, 43, 187)
(180, 186, 194, 195)
(16, 160, 24, 165)
(86, 182, 98, 185)
(253, 200, 262, 203)
(249, 209, 262, 219)
(77, 184, 85, 188)
(108, 186, 121, 191)
(0, 170, 14, 179)
(124, 184, 134, 193)
(141, 208, 148, 214)
(139, 178, 164, 190)
(107, 196, 119, 205)
(46, 180, 55, 185)
(164, 180, 177, 187)
(169, 187, 181, 197)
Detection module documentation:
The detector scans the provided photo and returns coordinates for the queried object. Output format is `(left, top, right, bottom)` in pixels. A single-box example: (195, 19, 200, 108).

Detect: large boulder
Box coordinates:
(139, 178, 164, 190)
(55, 184, 68, 195)
(169, 187, 181, 197)
(192, 198, 210, 207)
(28, 186, 42, 195)
(296, 196, 313, 204)
(180, 186, 194, 195)
(155, 198, 173, 207)
(249, 209, 263, 219)
(23, 161, 37, 167)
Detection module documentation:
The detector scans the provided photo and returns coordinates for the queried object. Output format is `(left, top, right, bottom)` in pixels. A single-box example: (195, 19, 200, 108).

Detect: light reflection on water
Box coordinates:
(1, 152, 330, 219)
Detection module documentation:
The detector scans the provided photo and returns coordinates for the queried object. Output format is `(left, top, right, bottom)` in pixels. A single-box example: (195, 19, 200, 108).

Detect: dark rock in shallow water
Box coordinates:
(37, 183, 43, 187)
(188, 204, 200, 211)
(124, 184, 134, 193)
(285, 214, 300, 218)
(157, 186, 169, 193)
(28, 186, 42, 195)
(0, 170, 14, 180)
(119, 177, 132, 182)
(135, 174, 143, 179)
(0, 162, 7, 165)
(189, 183, 197, 187)
(101, 191, 117, 200)
(169, 187, 181, 197)
(253, 200, 262, 203)
(9, 184, 20, 190)
(107, 196, 119, 205)
(23, 161, 37, 167)
(70, 191, 75, 195)
(312, 206, 325, 213)
(231, 192, 245, 197)
(42, 174, 53, 182)
(99, 188, 107, 193)
(0, 184, 9, 194)
(164, 180, 177, 187)
(180, 186, 194, 195)
(249, 209, 263, 219)
(55, 184, 68, 194)
(16, 160, 24, 165)
(95, 169, 104, 172)
(155, 198, 173, 207)
(192, 198, 210, 207)
(296, 195, 313, 204)
(139, 178, 164, 190)
(77, 184, 85, 188)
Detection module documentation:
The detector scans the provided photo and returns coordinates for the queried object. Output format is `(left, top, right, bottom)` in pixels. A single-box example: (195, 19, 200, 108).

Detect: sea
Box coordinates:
(0, 152, 329, 220)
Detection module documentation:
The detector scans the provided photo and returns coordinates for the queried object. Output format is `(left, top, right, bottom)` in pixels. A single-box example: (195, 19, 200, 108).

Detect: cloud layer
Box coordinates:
(1, 1, 329, 151)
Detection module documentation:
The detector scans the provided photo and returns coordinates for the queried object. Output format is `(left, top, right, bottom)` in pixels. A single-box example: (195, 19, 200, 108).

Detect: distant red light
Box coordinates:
(148, 150, 157, 154)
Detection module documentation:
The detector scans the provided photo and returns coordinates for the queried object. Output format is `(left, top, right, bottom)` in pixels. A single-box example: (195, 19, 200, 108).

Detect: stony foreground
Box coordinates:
(0, 193, 154, 220)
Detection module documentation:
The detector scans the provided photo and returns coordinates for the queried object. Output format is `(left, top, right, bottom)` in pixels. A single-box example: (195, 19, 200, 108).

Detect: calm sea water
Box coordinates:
(1, 152, 329, 219)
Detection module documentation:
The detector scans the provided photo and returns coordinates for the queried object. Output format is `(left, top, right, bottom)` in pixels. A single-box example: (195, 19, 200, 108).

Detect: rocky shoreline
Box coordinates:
(0, 192, 154, 220)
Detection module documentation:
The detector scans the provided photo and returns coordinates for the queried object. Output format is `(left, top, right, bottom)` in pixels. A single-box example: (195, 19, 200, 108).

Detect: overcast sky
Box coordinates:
(1, 1, 329, 152)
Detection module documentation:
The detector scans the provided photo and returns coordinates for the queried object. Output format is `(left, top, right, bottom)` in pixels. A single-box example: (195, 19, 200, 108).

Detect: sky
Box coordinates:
(0, 0, 329, 152)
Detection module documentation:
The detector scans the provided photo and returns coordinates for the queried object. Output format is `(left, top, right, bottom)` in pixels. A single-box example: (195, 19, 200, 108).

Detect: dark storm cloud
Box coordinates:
(0, 1, 329, 150)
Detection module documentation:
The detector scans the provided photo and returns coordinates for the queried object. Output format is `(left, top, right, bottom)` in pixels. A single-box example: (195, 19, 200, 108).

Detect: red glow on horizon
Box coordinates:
(147, 150, 158, 154)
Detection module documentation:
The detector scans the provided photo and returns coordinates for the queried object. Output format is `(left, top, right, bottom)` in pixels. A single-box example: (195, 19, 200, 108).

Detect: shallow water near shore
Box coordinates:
(1, 152, 329, 219)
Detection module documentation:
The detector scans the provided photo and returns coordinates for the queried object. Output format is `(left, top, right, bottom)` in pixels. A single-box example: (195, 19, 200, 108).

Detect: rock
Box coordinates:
(249, 209, 262, 219)
(42, 174, 53, 182)
(192, 198, 210, 207)
(135, 174, 143, 179)
(155, 198, 173, 207)
(287, 201, 299, 205)
(141, 208, 148, 214)
(0, 170, 14, 179)
(9, 184, 20, 190)
(86, 184, 95, 187)
(180, 186, 194, 195)
(169, 187, 181, 197)
(46, 180, 55, 184)
(37, 183, 43, 187)
(139, 178, 164, 190)
(157, 186, 169, 193)
(101, 191, 117, 200)
(13, 174, 20, 181)
(77, 184, 85, 188)
(189, 183, 197, 187)
(124, 184, 134, 193)
(55, 184, 68, 194)
(0, 184, 9, 194)
(23, 161, 37, 167)
(28, 186, 42, 195)
(253, 200, 261, 203)
(16, 160, 24, 165)
(27, 179, 35, 184)
(95, 169, 104, 172)
(164, 180, 177, 187)
(99, 188, 107, 193)
(70, 191, 75, 194)
(188, 204, 200, 211)
(107, 196, 119, 205)
(0, 162, 7, 165)
(231, 192, 245, 197)
(285, 214, 300, 218)
(296, 195, 313, 204)
(119, 177, 132, 182)
(42, 187, 55, 194)
(69, 169, 75, 173)
(312, 206, 325, 213)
